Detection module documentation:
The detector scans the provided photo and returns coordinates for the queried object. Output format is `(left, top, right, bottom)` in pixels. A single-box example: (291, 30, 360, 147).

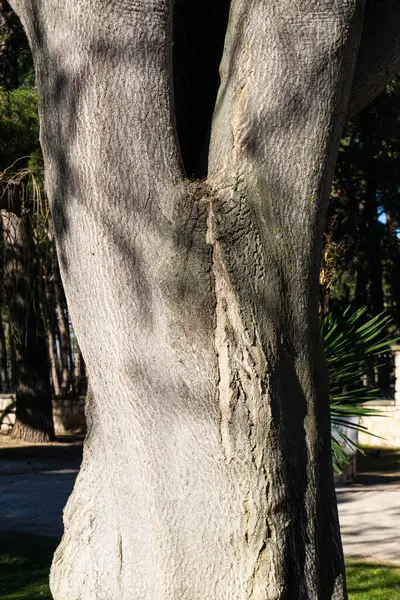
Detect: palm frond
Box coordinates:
(322, 306, 398, 472)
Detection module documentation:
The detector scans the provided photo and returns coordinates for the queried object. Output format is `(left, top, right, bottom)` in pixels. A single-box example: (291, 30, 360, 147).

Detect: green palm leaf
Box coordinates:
(322, 306, 398, 472)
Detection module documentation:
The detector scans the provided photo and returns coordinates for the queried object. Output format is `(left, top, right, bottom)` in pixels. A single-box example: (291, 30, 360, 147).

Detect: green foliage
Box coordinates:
(0, 87, 40, 169)
(0, 161, 52, 274)
(326, 77, 400, 329)
(322, 307, 397, 470)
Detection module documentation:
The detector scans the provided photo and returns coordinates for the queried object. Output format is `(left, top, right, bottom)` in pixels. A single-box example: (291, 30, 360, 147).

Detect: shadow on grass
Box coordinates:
(347, 561, 400, 600)
(0, 532, 59, 600)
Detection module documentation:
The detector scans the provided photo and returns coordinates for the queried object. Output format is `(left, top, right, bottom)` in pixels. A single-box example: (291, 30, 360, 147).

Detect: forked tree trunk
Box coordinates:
(12, 1, 365, 598)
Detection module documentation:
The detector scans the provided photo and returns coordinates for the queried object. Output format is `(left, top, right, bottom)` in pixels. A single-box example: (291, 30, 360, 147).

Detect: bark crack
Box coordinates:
(206, 184, 278, 598)
(117, 534, 123, 583)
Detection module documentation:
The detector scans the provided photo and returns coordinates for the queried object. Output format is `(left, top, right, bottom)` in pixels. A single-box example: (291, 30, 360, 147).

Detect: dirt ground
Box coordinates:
(0, 433, 83, 538)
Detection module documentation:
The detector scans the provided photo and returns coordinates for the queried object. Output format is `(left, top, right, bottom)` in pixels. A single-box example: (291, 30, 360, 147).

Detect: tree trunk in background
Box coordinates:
(386, 211, 400, 332)
(54, 269, 72, 395)
(1, 209, 54, 442)
(0, 315, 8, 391)
(356, 176, 390, 392)
(46, 312, 61, 396)
(0, 216, 9, 392)
(75, 348, 86, 396)
(8, 321, 16, 391)
(67, 318, 76, 395)
(42, 268, 62, 396)
(364, 179, 384, 316)
(0, 0, 19, 90)
(364, 179, 390, 392)
(48, 327, 60, 396)
(12, 0, 364, 597)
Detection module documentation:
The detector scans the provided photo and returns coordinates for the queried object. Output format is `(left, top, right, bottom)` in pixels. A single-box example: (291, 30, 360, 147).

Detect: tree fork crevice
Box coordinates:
(172, 0, 231, 179)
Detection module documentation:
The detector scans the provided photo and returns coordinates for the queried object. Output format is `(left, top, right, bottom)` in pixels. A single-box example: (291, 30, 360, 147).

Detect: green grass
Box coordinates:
(0, 532, 58, 600)
(1, 533, 400, 599)
(347, 561, 400, 599)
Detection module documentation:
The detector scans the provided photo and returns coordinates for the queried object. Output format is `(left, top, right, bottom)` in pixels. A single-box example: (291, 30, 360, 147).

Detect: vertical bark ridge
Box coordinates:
(207, 196, 282, 597)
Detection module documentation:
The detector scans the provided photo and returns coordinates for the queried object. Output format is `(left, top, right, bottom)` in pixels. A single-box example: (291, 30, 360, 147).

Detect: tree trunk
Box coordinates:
(386, 211, 400, 331)
(364, 179, 384, 316)
(8, 318, 16, 391)
(0, 216, 9, 392)
(54, 269, 72, 394)
(0, 314, 8, 391)
(363, 179, 389, 392)
(1, 209, 54, 442)
(12, 0, 365, 597)
(67, 317, 76, 395)
(75, 347, 87, 396)
(355, 175, 390, 391)
(43, 268, 62, 396)
(0, 0, 19, 90)
(46, 312, 62, 396)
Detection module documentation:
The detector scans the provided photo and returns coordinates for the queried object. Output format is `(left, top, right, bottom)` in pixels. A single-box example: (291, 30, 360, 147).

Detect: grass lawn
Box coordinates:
(347, 562, 400, 599)
(1, 533, 400, 599)
(0, 532, 58, 600)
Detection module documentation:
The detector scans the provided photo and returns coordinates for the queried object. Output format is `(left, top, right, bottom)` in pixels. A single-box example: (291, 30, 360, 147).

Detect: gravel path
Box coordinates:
(337, 475, 400, 566)
(0, 435, 82, 538)
(1, 434, 399, 565)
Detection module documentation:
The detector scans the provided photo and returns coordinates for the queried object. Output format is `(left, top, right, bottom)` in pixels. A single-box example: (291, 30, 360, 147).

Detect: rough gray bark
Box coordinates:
(9, 0, 377, 598)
